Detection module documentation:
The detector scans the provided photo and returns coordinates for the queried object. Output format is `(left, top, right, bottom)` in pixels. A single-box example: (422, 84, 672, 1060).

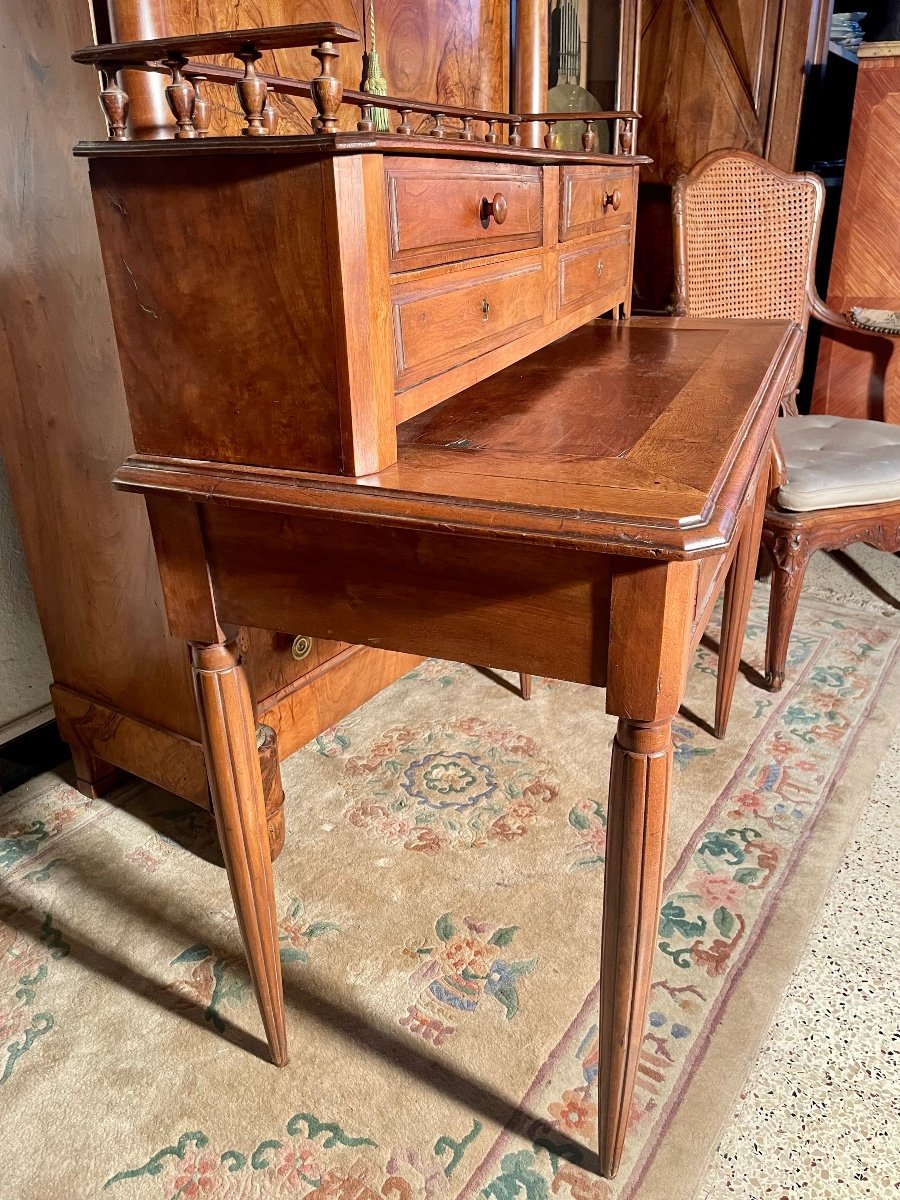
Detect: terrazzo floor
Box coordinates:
(699, 546, 900, 1199)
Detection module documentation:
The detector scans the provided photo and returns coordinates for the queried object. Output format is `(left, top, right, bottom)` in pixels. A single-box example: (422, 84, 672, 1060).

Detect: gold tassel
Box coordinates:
(363, 0, 390, 131)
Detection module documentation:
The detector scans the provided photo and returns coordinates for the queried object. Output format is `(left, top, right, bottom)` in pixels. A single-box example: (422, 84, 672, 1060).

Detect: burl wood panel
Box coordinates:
(812, 54, 900, 423)
(89, 154, 346, 473)
(0, 0, 201, 739)
(108, 0, 510, 138)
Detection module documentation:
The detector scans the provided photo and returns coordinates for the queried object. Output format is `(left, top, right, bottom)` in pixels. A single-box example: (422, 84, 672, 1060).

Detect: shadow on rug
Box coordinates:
(1, 589, 898, 1200)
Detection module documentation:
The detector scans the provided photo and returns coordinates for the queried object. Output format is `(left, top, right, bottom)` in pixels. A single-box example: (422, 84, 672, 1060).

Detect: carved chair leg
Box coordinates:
(519, 672, 532, 700)
(599, 717, 672, 1177)
(764, 541, 810, 692)
(715, 471, 767, 738)
(192, 640, 288, 1066)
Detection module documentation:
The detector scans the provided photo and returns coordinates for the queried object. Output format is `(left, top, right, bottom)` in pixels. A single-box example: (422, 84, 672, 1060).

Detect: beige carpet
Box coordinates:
(1, 563, 898, 1200)
(700, 546, 900, 1199)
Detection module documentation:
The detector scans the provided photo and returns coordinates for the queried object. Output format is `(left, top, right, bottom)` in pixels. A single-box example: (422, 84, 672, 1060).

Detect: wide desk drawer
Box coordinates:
(385, 158, 544, 272)
(557, 228, 631, 317)
(392, 254, 547, 391)
(559, 164, 634, 242)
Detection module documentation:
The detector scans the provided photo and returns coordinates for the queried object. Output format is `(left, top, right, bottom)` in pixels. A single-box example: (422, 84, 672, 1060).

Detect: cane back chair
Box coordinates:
(673, 150, 900, 705)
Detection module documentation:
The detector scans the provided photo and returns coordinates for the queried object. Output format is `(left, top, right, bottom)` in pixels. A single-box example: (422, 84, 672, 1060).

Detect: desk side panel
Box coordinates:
(88, 155, 345, 473)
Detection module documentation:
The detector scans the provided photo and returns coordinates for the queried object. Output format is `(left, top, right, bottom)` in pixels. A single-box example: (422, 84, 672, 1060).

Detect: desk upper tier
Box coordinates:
(117, 318, 800, 559)
(78, 137, 645, 477)
(115, 318, 799, 687)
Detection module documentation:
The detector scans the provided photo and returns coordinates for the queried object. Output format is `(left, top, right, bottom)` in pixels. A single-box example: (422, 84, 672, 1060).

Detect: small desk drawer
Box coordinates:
(559, 164, 634, 242)
(385, 158, 544, 272)
(557, 228, 631, 317)
(392, 255, 547, 391)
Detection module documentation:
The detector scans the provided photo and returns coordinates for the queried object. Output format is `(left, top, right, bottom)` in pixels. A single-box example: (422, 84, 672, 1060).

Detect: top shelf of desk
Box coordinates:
(73, 20, 641, 155)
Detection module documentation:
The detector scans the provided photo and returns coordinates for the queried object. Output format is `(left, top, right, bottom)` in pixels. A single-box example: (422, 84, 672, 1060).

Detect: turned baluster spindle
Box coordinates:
(485, 119, 499, 144)
(582, 119, 597, 152)
(431, 112, 447, 138)
(544, 119, 558, 150)
(310, 39, 343, 134)
(357, 103, 376, 132)
(509, 118, 522, 147)
(192, 75, 211, 137)
(99, 66, 129, 140)
(460, 116, 474, 141)
(163, 53, 197, 138)
(398, 108, 413, 136)
(262, 85, 279, 134)
(619, 119, 634, 154)
(235, 46, 268, 136)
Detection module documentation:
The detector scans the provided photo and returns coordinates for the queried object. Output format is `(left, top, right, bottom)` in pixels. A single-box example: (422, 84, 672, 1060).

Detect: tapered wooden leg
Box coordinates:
(599, 717, 672, 1176)
(519, 672, 532, 700)
(762, 532, 810, 692)
(715, 471, 767, 738)
(600, 558, 697, 1177)
(191, 641, 287, 1066)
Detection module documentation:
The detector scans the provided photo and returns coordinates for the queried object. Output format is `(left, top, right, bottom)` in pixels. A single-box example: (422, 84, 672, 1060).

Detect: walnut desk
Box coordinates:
(114, 318, 797, 1177)
(73, 23, 799, 1178)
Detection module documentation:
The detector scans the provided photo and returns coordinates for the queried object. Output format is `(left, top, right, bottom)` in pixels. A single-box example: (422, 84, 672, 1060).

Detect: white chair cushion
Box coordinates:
(776, 415, 900, 512)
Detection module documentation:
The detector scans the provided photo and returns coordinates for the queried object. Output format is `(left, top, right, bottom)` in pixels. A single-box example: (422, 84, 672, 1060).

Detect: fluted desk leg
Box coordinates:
(599, 559, 697, 1177)
(191, 640, 288, 1067)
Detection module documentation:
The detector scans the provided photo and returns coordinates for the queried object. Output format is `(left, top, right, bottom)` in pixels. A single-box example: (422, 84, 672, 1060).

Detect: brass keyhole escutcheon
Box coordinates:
(597, 259, 604, 275)
(481, 297, 491, 321)
(291, 634, 313, 661)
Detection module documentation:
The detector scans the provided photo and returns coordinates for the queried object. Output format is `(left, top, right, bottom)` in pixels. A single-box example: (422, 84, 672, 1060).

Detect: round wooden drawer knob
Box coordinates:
(291, 634, 313, 660)
(603, 188, 622, 212)
(480, 192, 508, 226)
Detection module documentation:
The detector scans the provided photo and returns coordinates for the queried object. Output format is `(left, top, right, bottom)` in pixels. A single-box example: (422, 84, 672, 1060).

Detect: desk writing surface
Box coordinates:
(115, 318, 799, 559)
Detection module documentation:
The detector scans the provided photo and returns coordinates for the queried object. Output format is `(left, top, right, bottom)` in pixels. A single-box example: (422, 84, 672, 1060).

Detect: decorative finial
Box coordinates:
(192, 74, 211, 137)
(163, 53, 197, 138)
(99, 67, 129, 140)
(235, 45, 268, 136)
(310, 40, 342, 134)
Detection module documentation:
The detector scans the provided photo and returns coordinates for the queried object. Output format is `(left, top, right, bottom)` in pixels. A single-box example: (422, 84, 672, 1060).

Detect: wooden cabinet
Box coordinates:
(88, 149, 641, 462)
(0, 0, 641, 812)
(812, 45, 900, 423)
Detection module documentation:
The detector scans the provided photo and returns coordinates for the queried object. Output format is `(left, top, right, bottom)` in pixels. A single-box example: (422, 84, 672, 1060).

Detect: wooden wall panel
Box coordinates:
(109, 0, 510, 137)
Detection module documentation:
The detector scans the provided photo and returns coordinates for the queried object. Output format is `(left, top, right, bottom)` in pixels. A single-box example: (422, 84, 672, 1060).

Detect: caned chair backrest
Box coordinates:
(673, 151, 825, 401)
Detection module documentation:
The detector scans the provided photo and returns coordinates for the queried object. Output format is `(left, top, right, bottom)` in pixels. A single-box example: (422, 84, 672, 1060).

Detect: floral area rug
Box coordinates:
(1, 589, 898, 1200)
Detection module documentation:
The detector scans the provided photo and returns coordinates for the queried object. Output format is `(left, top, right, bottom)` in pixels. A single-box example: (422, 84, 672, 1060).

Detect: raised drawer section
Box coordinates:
(392, 254, 547, 392)
(557, 228, 631, 318)
(559, 164, 634, 242)
(385, 158, 544, 272)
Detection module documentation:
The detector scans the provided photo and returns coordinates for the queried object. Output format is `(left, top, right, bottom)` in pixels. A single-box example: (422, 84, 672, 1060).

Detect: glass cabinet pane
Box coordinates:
(547, 0, 622, 151)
